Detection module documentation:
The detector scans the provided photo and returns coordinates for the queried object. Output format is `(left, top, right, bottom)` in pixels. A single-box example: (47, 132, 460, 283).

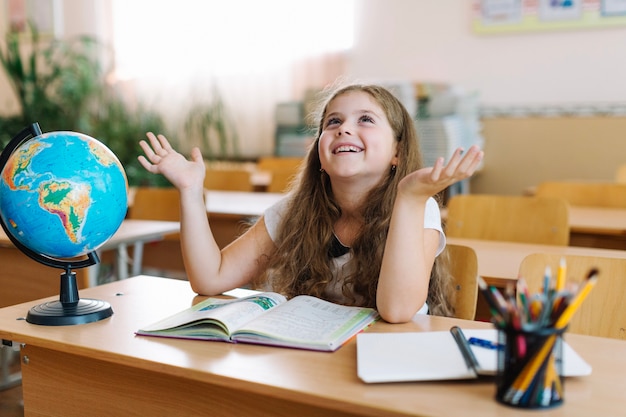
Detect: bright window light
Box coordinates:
(112, 0, 355, 80)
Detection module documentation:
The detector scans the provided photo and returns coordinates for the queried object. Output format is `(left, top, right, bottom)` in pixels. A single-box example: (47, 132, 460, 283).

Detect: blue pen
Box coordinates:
(468, 337, 503, 351)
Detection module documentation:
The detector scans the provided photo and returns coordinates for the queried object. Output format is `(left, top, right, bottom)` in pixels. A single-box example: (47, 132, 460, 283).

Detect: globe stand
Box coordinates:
(0, 122, 113, 326)
(25, 264, 113, 326)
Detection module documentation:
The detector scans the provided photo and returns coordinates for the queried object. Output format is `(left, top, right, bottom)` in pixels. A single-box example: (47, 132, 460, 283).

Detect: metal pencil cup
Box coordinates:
(496, 326, 565, 409)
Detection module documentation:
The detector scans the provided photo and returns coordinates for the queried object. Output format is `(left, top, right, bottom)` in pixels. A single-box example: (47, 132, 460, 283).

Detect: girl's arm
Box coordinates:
(138, 133, 275, 295)
(377, 145, 483, 323)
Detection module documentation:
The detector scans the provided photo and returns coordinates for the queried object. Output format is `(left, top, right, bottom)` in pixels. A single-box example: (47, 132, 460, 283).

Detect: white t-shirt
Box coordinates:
(263, 196, 446, 315)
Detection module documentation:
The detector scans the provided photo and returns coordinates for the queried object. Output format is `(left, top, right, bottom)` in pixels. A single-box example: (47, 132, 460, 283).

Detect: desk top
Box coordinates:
(442, 205, 626, 236)
(448, 237, 626, 285)
(568, 206, 626, 235)
(205, 190, 284, 217)
(0, 219, 180, 250)
(0, 276, 623, 417)
(103, 219, 179, 248)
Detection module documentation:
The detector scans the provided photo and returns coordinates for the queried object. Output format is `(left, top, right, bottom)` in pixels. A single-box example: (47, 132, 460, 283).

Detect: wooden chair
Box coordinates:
(127, 187, 184, 274)
(257, 156, 303, 173)
(204, 168, 253, 192)
(129, 187, 180, 224)
(518, 252, 626, 340)
(257, 156, 303, 193)
(267, 170, 296, 193)
(445, 194, 570, 246)
(615, 164, 626, 184)
(535, 181, 626, 208)
(445, 244, 478, 320)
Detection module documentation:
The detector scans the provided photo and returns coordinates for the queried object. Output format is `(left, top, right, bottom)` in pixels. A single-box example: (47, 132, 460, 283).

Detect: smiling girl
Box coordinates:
(138, 83, 483, 323)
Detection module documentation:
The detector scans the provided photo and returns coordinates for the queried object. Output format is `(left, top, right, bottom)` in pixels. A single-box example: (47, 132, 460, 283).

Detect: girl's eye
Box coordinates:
(325, 117, 341, 126)
(359, 114, 374, 123)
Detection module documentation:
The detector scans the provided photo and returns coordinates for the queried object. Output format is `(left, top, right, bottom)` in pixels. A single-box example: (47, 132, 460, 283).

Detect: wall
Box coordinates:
(349, 1, 626, 195)
(473, 117, 626, 195)
(350, 0, 626, 105)
(3, 0, 626, 192)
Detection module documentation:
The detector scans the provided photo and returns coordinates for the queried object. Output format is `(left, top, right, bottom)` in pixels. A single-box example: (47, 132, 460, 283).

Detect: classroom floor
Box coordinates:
(0, 352, 23, 417)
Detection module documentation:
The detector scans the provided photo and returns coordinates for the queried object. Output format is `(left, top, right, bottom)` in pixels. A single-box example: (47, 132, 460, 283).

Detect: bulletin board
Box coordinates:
(472, 0, 626, 34)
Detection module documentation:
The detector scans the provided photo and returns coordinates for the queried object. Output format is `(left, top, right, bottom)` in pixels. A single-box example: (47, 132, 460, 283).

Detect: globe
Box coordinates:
(0, 124, 128, 325)
(0, 131, 128, 259)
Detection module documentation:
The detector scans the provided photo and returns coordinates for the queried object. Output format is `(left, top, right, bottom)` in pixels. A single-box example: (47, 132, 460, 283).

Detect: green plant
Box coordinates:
(183, 85, 240, 161)
(0, 24, 169, 186)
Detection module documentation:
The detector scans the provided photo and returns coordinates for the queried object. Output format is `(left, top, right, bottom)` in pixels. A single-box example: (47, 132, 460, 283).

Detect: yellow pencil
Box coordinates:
(555, 257, 566, 292)
(504, 335, 557, 404)
(555, 268, 598, 329)
(541, 353, 557, 406)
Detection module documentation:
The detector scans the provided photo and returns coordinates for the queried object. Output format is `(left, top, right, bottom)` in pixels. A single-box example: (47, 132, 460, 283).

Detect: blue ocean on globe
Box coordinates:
(0, 131, 128, 258)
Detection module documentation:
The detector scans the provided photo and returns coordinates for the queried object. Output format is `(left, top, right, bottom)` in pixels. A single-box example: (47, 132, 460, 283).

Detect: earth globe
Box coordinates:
(0, 123, 128, 325)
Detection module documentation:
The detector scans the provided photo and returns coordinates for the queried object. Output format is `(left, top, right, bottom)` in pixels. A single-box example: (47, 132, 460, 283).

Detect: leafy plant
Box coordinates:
(183, 85, 240, 161)
(0, 23, 169, 186)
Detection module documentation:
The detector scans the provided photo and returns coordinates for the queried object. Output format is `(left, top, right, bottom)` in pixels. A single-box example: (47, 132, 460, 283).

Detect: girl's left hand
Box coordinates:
(398, 145, 484, 198)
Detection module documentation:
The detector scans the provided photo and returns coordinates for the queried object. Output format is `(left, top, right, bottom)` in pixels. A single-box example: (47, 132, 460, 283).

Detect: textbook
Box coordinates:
(137, 292, 379, 352)
(356, 328, 592, 383)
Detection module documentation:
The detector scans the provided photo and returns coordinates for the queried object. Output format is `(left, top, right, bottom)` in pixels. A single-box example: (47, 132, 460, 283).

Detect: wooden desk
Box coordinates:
(205, 190, 284, 248)
(0, 220, 179, 308)
(568, 206, 626, 248)
(205, 190, 284, 217)
(0, 276, 623, 417)
(448, 237, 626, 288)
(443, 205, 626, 249)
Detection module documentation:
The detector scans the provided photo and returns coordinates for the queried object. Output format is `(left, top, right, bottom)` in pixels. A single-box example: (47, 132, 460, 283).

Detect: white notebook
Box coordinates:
(356, 328, 592, 383)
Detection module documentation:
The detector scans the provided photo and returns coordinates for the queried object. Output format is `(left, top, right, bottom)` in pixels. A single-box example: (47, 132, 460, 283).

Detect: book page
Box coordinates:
(137, 292, 287, 336)
(233, 295, 378, 350)
(357, 332, 476, 383)
(356, 329, 592, 383)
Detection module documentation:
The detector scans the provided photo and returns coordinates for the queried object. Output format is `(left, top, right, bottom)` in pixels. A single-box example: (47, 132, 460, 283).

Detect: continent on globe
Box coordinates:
(0, 131, 128, 259)
(39, 179, 91, 244)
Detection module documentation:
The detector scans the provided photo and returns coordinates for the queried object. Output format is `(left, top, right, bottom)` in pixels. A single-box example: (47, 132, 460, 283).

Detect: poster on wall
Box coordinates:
(472, 0, 626, 33)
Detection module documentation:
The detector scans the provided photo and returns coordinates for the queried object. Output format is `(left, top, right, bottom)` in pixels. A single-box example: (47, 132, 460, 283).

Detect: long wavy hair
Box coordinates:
(255, 84, 454, 317)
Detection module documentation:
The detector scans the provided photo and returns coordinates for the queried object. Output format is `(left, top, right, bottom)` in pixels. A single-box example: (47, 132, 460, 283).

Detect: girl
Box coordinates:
(138, 84, 483, 323)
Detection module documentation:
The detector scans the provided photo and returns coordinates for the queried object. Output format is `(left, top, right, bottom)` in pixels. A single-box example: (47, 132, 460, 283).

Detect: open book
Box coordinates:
(356, 328, 592, 383)
(137, 292, 379, 352)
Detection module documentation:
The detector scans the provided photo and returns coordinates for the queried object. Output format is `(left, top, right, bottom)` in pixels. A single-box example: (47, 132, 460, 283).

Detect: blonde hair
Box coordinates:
(255, 83, 454, 317)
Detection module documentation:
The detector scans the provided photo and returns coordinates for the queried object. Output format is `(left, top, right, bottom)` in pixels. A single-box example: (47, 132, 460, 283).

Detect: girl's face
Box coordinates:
(318, 90, 398, 186)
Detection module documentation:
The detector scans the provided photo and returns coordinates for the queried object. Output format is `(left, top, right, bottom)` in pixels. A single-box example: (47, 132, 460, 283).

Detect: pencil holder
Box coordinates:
(495, 326, 565, 409)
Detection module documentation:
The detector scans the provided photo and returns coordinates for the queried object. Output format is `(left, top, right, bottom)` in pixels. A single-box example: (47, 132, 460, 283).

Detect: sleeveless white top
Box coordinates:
(263, 196, 446, 315)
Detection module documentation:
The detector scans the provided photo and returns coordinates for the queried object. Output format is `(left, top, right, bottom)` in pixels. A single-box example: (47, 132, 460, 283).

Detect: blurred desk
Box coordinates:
(95, 220, 180, 283)
(205, 190, 284, 247)
(0, 276, 622, 417)
(205, 190, 284, 217)
(568, 206, 626, 248)
(0, 219, 179, 307)
(443, 206, 626, 249)
(448, 237, 626, 288)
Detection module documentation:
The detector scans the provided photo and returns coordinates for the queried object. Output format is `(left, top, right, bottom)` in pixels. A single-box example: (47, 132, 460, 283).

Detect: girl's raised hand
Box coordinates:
(398, 145, 484, 199)
(137, 132, 206, 191)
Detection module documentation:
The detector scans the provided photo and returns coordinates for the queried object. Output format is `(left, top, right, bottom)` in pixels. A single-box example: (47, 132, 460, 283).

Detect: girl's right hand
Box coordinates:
(138, 132, 206, 191)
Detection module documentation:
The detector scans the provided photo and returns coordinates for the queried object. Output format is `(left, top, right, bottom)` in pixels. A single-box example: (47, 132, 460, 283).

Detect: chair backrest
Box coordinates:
(445, 244, 479, 320)
(204, 168, 253, 192)
(257, 157, 303, 193)
(257, 156, 303, 173)
(518, 253, 626, 340)
(128, 187, 181, 241)
(615, 164, 626, 184)
(445, 194, 570, 246)
(129, 187, 180, 221)
(535, 181, 626, 208)
(267, 170, 296, 193)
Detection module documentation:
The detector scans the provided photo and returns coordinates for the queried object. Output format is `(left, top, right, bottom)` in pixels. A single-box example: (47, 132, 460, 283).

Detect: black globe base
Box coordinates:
(26, 299, 113, 326)
(25, 268, 113, 326)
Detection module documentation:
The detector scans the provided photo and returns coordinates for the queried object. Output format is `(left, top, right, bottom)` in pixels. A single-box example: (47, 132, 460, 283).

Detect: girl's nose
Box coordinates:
(338, 124, 352, 136)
